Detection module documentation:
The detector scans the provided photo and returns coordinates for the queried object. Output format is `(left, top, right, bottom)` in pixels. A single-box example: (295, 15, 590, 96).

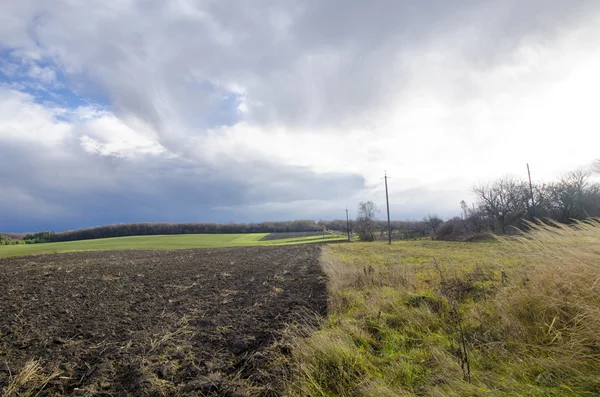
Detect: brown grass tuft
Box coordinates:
(3, 360, 61, 397)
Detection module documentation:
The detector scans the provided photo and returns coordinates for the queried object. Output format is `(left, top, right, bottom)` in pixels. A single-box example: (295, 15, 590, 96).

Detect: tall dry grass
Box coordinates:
(485, 219, 600, 388)
(285, 219, 600, 396)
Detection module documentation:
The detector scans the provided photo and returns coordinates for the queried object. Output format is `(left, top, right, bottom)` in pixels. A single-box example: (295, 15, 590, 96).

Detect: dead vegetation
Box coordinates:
(283, 219, 600, 396)
(2, 360, 61, 397)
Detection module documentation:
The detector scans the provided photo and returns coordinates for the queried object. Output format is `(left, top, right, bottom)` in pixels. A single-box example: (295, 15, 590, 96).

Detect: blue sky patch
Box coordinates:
(0, 47, 109, 114)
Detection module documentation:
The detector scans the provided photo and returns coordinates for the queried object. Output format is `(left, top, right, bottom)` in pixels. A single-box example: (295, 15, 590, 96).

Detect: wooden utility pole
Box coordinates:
(384, 172, 392, 245)
(527, 163, 536, 219)
(345, 208, 351, 242)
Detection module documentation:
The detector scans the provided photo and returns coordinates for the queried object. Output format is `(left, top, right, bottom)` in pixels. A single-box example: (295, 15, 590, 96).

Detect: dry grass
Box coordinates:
(284, 220, 600, 396)
(3, 360, 61, 397)
(488, 220, 600, 386)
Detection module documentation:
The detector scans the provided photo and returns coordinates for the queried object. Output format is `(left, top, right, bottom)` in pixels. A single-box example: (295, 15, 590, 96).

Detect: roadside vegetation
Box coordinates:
(285, 220, 600, 396)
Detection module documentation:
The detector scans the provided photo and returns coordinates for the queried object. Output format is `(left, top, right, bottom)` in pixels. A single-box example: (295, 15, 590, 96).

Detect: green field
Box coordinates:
(0, 233, 346, 258)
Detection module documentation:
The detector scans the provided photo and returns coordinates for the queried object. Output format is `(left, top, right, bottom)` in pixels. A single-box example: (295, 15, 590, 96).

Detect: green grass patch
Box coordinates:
(286, 222, 600, 396)
(0, 233, 346, 258)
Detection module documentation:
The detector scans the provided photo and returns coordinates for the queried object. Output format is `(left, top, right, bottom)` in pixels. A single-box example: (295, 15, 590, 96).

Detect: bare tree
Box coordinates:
(355, 201, 378, 241)
(546, 169, 592, 222)
(593, 159, 600, 173)
(465, 168, 600, 236)
(424, 214, 444, 235)
(473, 176, 529, 233)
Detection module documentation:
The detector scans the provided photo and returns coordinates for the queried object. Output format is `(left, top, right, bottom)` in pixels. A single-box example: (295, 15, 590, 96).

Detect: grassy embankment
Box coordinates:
(0, 233, 345, 258)
(285, 220, 600, 396)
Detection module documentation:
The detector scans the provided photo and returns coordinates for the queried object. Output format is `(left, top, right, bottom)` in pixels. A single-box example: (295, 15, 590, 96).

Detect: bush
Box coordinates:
(433, 217, 466, 241)
(23, 231, 55, 244)
(434, 218, 495, 241)
(0, 235, 22, 245)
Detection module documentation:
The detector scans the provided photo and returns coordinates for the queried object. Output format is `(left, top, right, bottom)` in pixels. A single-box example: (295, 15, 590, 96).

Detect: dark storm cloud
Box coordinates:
(0, 137, 365, 232)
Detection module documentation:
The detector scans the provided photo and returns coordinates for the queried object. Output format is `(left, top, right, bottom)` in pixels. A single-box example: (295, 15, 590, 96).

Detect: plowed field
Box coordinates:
(0, 245, 327, 396)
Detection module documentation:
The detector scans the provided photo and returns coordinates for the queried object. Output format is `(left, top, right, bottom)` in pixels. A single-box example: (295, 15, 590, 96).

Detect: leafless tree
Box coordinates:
(473, 176, 529, 233)
(546, 169, 592, 222)
(464, 168, 600, 237)
(355, 201, 378, 241)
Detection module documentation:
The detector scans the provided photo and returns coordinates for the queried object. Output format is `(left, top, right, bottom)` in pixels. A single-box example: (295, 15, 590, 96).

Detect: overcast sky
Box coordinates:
(1, 0, 599, 232)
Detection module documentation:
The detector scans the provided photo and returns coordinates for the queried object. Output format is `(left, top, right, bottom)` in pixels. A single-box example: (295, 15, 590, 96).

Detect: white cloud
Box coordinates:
(0, 87, 164, 158)
(77, 114, 165, 158)
(0, 87, 71, 144)
(196, 13, 600, 191)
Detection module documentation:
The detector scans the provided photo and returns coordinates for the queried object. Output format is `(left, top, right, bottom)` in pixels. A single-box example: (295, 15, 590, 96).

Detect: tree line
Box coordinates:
(318, 218, 428, 239)
(346, 164, 600, 242)
(436, 167, 600, 240)
(22, 220, 324, 243)
(337, 201, 431, 242)
(14, 218, 432, 244)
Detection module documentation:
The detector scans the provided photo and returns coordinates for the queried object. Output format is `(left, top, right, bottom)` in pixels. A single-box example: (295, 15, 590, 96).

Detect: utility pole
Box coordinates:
(527, 163, 536, 219)
(384, 171, 392, 245)
(345, 208, 351, 242)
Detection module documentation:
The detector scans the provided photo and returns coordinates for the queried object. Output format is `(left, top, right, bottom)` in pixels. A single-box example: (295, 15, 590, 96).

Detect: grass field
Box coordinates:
(285, 221, 600, 396)
(0, 233, 346, 258)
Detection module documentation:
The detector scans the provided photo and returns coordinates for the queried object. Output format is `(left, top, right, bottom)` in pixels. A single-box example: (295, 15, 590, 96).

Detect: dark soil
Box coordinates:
(0, 245, 327, 396)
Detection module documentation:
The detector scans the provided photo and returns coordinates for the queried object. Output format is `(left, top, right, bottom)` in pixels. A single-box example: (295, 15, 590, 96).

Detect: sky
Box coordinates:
(1, 0, 599, 232)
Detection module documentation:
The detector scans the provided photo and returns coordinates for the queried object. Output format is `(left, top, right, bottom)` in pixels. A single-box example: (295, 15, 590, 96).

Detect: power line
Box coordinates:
(527, 163, 536, 219)
(345, 207, 351, 242)
(384, 171, 391, 245)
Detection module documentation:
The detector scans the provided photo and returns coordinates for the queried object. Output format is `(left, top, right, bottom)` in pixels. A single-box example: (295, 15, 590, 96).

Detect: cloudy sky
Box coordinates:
(1, 0, 599, 232)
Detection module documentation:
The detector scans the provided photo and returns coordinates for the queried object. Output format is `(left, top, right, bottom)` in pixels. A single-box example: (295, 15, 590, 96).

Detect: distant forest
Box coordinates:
(24, 221, 322, 243)
(16, 219, 429, 244)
